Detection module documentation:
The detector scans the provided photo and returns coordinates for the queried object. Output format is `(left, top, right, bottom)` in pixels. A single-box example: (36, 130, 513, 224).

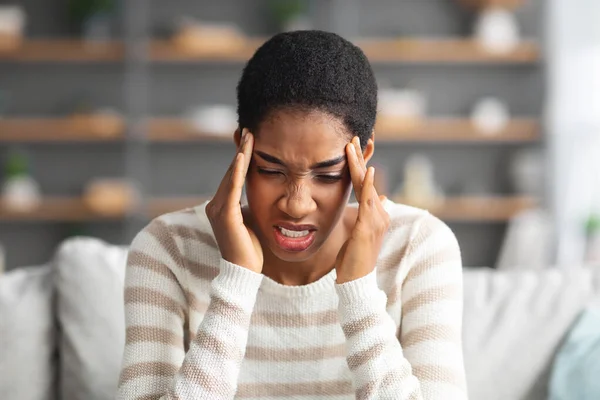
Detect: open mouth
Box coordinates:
(273, 224, 317, 252)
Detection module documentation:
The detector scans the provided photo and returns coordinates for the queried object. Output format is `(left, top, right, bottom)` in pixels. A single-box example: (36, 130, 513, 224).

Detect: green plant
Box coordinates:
(4, 150, 29, 178)
(268, 0, 308, 26)
(585, 213, 600, 236)
(68, 0, 115, 23)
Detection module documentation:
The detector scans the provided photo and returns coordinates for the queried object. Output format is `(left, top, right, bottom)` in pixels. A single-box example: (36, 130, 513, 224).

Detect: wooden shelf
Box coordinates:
(393, 195, 537, 222)
(0, 38, 540, 64)
(0, 39, 124, 62)
(0, 118, 125, 142)
(376, 118, 540, 143)
(0, 195, 534, 223)
(456, 0, 525, 10)
(147, 118, 233, 142)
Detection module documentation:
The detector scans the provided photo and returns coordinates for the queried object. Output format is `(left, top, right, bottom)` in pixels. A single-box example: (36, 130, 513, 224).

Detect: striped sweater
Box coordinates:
(117, 200, 467, 399)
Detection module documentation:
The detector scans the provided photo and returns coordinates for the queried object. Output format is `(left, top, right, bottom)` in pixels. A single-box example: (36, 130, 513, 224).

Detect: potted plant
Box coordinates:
(67, 0, 116, 40)
(2, 149, 41, 212)
(267, 0, 311, 32)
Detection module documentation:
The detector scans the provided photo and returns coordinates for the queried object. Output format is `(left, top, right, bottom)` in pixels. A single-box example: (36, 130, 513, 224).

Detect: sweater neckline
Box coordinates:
(258, 268, 337, 298)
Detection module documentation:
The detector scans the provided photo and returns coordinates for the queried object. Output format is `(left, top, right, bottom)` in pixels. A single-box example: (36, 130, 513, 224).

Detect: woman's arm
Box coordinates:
(336, 214, 467, 399)
(116, 218, 263, 400)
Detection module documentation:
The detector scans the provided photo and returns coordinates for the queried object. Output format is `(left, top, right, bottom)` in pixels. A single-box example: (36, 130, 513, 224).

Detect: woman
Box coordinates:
(117, 30, 467, 399)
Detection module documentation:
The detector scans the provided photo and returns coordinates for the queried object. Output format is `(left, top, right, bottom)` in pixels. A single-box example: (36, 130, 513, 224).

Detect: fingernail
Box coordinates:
(348, 143, 356, 155)
(244, 131, 250, 143)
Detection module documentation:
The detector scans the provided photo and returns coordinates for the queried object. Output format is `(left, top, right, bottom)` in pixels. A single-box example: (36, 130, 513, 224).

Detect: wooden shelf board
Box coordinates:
(0, 196, 534, 222)
(147, 118, 233, 142)
(0, 118, 124, 142)
(0, 38, 539, 64)
(146, 197, 210, 218)
(0, 197, 124, 222)
(376, 118, 540, 143)
(394, 195, 537, 222)
(0, 39, 124, 62)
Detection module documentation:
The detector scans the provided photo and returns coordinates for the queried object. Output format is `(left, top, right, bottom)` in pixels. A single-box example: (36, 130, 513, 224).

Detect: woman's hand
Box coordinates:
(335, 137, 390, 284)
(206, 129, 264, 273)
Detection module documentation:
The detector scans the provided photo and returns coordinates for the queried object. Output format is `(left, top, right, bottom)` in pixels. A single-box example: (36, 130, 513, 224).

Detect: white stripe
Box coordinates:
(401, 301, 462, 330)
(403, 341, 464, 368)
(238, 358, 351, 383)
(121, 342, 185, 367)
(125, 303, 184, 327)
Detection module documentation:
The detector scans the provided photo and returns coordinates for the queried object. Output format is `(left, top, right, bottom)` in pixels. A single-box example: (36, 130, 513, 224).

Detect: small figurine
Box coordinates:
(2, 149, 42, 213)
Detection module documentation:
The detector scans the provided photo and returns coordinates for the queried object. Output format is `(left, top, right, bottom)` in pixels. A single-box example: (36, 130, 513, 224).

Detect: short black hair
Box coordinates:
(236, 30, 377, 149)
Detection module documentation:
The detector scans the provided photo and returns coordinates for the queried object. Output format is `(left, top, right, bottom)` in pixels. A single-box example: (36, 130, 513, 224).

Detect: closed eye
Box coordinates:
(316, 174, 344, 183)
(257, 168, 284, 177)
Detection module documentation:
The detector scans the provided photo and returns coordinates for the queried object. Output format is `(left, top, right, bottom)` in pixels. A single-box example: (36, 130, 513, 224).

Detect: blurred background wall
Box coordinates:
(0, 0, 556, 270)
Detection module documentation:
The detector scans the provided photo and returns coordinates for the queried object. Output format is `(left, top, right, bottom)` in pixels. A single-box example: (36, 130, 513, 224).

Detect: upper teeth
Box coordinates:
(279, 227, 310, 238)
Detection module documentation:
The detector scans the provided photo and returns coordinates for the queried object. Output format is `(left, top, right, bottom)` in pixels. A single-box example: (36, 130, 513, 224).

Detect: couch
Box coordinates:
(1, 236, 599, 400)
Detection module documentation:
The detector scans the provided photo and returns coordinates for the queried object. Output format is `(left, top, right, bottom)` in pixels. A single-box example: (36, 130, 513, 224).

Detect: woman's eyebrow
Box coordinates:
(254, 151, 346, 169)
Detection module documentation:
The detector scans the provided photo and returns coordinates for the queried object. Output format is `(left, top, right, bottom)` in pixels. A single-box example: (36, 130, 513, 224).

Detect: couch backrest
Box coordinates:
(47, 237, 600, 400)
(462, 266, 600, 400)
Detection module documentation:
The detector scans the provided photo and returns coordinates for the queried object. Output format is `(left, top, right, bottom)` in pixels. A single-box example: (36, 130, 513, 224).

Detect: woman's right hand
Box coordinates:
(206, 129, 264, 273)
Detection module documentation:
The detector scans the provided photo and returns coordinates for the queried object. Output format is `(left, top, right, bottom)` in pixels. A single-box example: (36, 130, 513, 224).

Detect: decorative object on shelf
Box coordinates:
(185, 105, 238, 136)
(67, 0, 116, 42)
(172, 19, 246, 55)
(68, 108, 124, 138)
(83, 178, 139, 217)
(509, 148, 545, 198)
(1, 148, 41, 213)
(474, 7, 520, 54)
(395, 154, 444, 209)
(0, 5, 26, 51)
(267, 0, 312, 32)
(376, 87, 427, 134)
(471, 97, 510, 135)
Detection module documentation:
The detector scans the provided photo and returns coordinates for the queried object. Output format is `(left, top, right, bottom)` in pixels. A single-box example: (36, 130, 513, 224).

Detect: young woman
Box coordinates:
(117, 30, 467, 399)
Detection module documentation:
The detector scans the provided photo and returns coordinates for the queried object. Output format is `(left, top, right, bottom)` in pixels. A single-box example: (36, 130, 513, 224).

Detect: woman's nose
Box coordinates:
(278, 183, 317, 219)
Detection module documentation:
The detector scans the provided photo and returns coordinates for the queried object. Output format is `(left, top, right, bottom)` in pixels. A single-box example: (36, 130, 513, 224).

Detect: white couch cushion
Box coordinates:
(0, 265, 56, 400)
(462, 266, 600, 400)
(53, 237, 128, 400)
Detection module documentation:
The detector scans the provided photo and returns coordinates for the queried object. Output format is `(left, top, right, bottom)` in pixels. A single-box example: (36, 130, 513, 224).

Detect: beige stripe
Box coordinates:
(236, 380, 353, 398)
(356, 369, 401, 400)
(180, 362, 233, 395)
(413, 365, 465, 388)
(210, 296, 251, 327)
(119, 362, 178, 385)
(378, 245, 409, 272)
(125, 287, 185, 320)
(182, 259, 219, 282)
(347, 341, 387, 371)
(245, 343, 346, 361)
(170, 223, 217, 248)
(401, 324, 461, 348)
(146, 219, 184, 265)
(251, 309, 338, 327)
(403, 245, 461, 287)
(127, 251, 179, 283)
(386, 284, 401, 307)
(342, 314, 379, 338)
(126, 326, 183, 347)
(402, 284, 462, 315)
(193, 329, 244, 362)
(184, 290, 209, 314)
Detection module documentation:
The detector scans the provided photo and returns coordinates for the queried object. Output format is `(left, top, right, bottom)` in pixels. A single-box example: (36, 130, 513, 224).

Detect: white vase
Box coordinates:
(2, 175, 42, 212)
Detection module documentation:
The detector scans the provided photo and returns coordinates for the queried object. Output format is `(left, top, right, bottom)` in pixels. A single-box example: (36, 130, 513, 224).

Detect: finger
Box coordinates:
(352, 136, 367, 172)
(346, 140, 366, 200)
(214, 129, 248, 203)
(240, 131, 253, 179)
(227, 152, 245, 209)
(357, 167, 376, 222)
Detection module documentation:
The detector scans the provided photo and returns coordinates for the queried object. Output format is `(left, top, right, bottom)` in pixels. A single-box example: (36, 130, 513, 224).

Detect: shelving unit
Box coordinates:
(0, 0, 545, 268)
(0, 117, 540, 144)
(0, 38, 540, 64)
(0, 195, 532, 223)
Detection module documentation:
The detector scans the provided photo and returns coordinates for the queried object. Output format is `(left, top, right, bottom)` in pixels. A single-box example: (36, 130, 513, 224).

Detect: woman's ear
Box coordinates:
(233, 128, 242, 147)
(363, 131, 375, 164)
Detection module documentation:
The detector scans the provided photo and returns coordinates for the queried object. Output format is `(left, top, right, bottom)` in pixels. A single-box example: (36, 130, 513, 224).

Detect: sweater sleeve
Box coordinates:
(116, 218, 263, 400)
(335, 213, 467, 400)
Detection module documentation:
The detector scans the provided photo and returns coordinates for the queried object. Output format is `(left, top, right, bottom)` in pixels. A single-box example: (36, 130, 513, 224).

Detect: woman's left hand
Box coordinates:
(335, 137, 390, 284)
